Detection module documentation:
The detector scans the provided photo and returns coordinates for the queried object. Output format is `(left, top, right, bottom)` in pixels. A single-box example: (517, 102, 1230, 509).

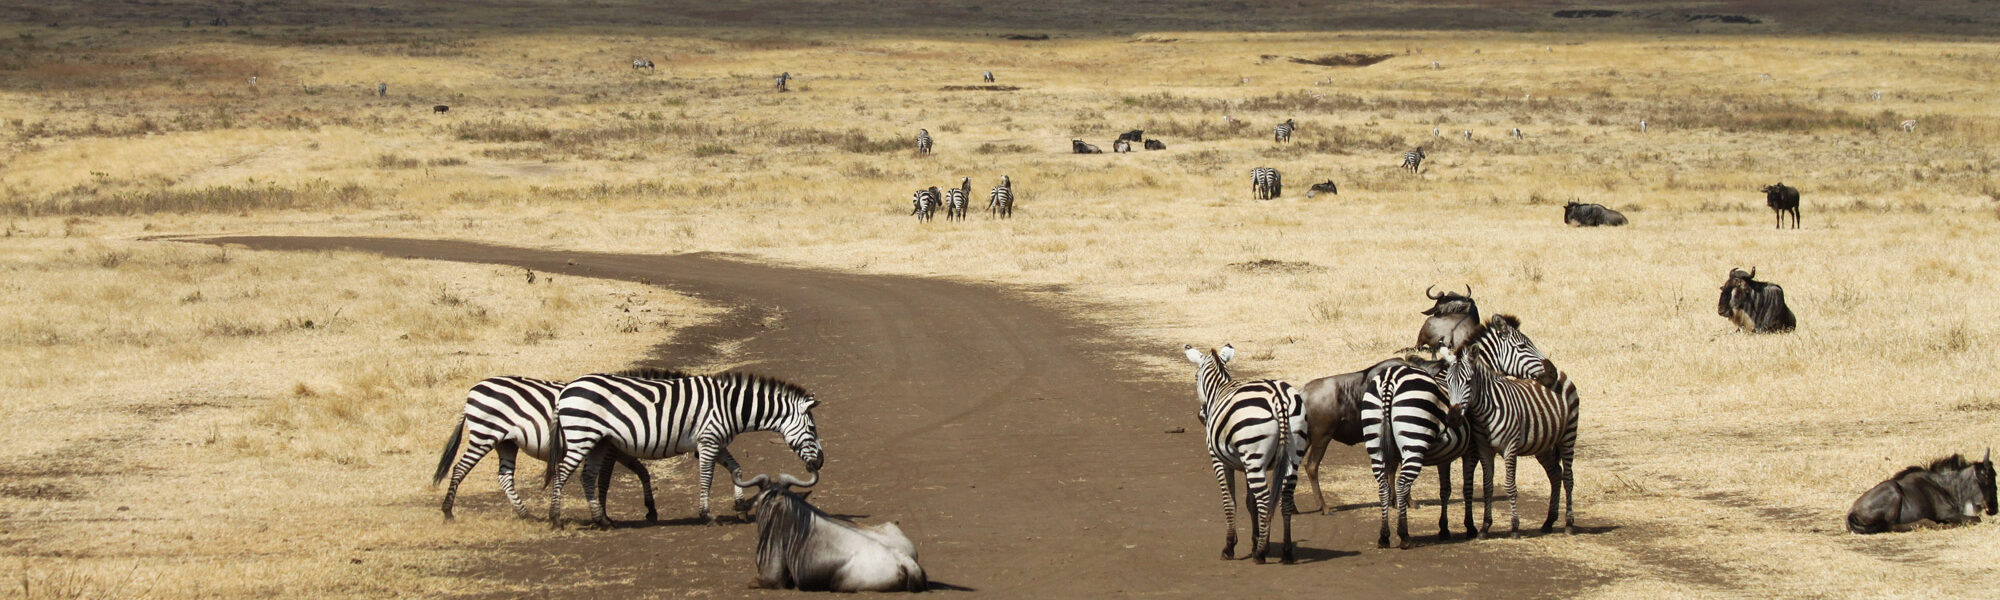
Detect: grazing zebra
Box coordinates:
(1433, 127, 1440, 138)
(1251, 167, 1281, 200)
(632, 58, 655, 70)
(1444, 315, 1578, 538)
(1463, 130, 1473, 141)
(1640, 119, 1648, 133)
(775, 72, 791, 92)
(983, 70, 995, 83)
(1273, 118, 1295, 143)
(545, 371, 825, 528)
(1113, 139, 1131, 153)
(377, 82, 387, 97)
(1511, 127, 1523, 138)
(945, 178, 970, 221)
(1871, 90, 1883, 101)
(916, 128, 932, 155)
(911, 187, 940, 222)
(989, 175, 1014, 218)
(1183, 345, 1304, 564)
(1401, 147, 1426, 174)
(1900, 119, 1918, 132)
(1361, 360, 1478, 548)
(1431, 61, 1441, 70)
(434, 374, 671, 521)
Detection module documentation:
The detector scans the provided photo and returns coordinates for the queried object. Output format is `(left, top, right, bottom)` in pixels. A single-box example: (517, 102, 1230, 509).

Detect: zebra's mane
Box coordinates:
(609, 366, 696, 381)
(719, 371, 814, 402)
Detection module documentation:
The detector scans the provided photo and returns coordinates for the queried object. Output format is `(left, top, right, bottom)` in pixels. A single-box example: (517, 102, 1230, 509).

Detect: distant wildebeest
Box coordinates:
(632, 58, 655, 70)
(1416, 285, 1480, 354)
(1847, 451, 1996, 534)
(1717, 267, 1796, 333)
(1305, 180, 1338, 198)
(739, 472, 928, 592)
(775, 72, 791, 92)
(1071, 139, 1102, 154)
(1143, 139, 1165, 150)
(1117, 129, 1144, 143)
(1273, 118, 1294, 143)
(432, 105, 449, 114)
(1563, 201, 1628, 227)
(1112, 139, 1132, 153)
(983, 70, 995, 83)
(1762, 183, 1800, 229)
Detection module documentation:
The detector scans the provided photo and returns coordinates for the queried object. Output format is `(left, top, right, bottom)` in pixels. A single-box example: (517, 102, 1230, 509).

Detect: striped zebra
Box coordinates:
(544, 371, 825, 528)
(377, 82, 387, 97)
(1251, 167, 1281, 200)
(1444, 315, 1578, 538)
(1511, 127, 1523, 138)
(945, 178, 970, 221)
(1401, 147, 1426, 174)
(632, 58, 655, 70)
(915, 128, 932, 154)
(1273, 118, 1295, 143)
(989, 175, 1014, 218)
(434, 373, 679, 521)
(1184, 345, 1304, 564)
(911, 187, 940, 222)
(1361, 360, 1476, 548)
(983, 70, 995, 83)
(775, 72, 791, 92)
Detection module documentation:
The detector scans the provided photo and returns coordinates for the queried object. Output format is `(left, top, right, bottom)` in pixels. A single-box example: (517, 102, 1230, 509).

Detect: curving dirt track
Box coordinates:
(202, 236, 1603, 598)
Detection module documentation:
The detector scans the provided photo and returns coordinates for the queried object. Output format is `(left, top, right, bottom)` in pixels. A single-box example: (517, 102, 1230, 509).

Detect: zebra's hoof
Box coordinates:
(646, 511, 659, 523)
(1398, 539, 1414, 550)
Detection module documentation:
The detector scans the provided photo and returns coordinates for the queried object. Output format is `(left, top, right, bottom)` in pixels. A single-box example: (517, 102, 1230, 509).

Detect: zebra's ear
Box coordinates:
(1183, 344, 1204, 364)
(800, 396, 818, 412)
(1217, 344, 1235, 364)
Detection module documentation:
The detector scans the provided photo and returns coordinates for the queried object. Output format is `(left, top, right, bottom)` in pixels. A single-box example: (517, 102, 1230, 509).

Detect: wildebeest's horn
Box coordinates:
(1464, 284, 1473, 298)
(778, 471, 819, 489)
(1986, 447, 1991, 463)
(734, 473, 770, 488)
(1425, 285, 1440, 300)
(1747, 266, 1756, 279)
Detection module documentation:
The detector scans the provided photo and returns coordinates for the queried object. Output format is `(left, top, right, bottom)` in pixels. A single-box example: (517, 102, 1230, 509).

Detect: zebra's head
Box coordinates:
(1464, 315, 1555, 387)
(780, 393, 824, 472)
(1183, 344, 1235, 421)
(1438, 350, 1479, 422)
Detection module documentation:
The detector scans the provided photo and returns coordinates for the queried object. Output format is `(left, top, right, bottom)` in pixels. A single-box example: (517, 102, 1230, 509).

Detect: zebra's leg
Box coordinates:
(1562, 443, 1577, 534)
(694, 437, 741, 524)
(496, 442, 530, 519)
(1371, 451, 1392, 548)
(442, 436, 497, 520)
(581, 450, 611, 528)
(1436, 459, 1453, 540)
(1246, 462, 1271, 564)
(1212, 459, 1239, 560)
(1537, 452, 1563, 533)
(1461, 452, 1478, 540)
(546, 436, 598, 530)
(713, 447, 751, 515)
(1505, 450, 1522, 538)
(1395, 460, 1419, 549)
(612, 452, 659, 522)
(1480, 451, 1496, 538)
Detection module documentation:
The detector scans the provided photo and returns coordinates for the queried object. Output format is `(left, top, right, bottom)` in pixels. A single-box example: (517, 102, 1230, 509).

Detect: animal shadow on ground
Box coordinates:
(1289, 544, 1361, 564)
(583, 511, 876, 529)
(926, 581, 978, 592)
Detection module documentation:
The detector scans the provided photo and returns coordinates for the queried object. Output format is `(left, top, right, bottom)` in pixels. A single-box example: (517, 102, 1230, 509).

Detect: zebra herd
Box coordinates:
(1251, 167, 1283, 200)
(912, 175, 1014, 221)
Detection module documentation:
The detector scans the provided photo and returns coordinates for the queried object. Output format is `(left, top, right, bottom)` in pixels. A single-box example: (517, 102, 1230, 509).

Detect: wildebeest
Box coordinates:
(1143, 139, 1165, 150)
(1717, 267, 1796, 333)
(1847, 451, 1996, 534)
(1112, 139, 1131, 153)
(1416, 285, 1480, 353)
(1563, 201, 1628, 227)
(1117, 129, 1144, 143)
(1305, 180, 1338, 198)
(1071, 139, 1102, 154)
(1762, 183, 1800, 229)
(739, 472, 927, 592)
(432, 105, 449, 114)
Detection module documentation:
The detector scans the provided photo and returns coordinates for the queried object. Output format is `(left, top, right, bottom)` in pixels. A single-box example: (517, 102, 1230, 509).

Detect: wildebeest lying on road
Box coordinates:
(1763, 183, 1801, 229)
(1563, 201, 1627, 227)
(1717, 267, 1796, 333)
(740, 471, 927, 592)
(1848, 451, 1996, 534)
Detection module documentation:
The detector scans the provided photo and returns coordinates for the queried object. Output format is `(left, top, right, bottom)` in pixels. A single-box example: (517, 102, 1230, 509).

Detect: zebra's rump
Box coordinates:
(1202, 380, 1306, 472)
(462, 375, 566, 459)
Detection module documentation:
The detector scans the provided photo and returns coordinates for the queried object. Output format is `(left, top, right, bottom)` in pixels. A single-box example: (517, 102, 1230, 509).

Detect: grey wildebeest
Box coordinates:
(1563, 201, 1627, 227)
(739, 472, 928, 592)
(1847, 451, 1997, 534)
(1071, 139, 1102, 154)
(1718, 267, 1796, 333)
(1305, 180, 1338, 198)
(1763, 183, 1800, 229)
(432, 105, 449, 114)
(1416, 285, 1480, 354)
(1117, 129, 1144, 143)
(1143, 139, 1165, 150)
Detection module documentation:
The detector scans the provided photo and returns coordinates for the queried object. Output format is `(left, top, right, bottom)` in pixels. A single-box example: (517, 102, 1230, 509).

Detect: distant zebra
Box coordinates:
(911, 187, 940, 222)
(633, 58, 655, 70)
(435, 374, 669, 521)
(1401, 147, 1426, 174)
(1251, 167, 1281, 200)
(1184, 345, 1304, 564)
(1273, 118, 1295, 143)
(1900, 119, 1918, 132)
(775, 72, 791, 92)
(1871, 90, 1883, 101)
(1113, 139, 1132, 153)
(1640, 120, 1648, 133)
(916, 128, 933, 154)
(1463, 130, 1473, 141)
(989, 175, 1014, 218)
(1511, 127, 1523, 138)
(983, 70, 995, 83)
(1443, 322, 1578, 538)
(377, 82, 387, 97)
(545, 371, 825, 528)
(1361, 360, 1477, 548)
(945, 178, 970, 221)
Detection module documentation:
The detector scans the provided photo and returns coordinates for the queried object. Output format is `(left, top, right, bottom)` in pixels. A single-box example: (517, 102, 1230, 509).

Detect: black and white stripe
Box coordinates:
(1273, 118, 1294, 143)
(1361, 361, 1477, 548)
(946, 178, 970, 221)
(1251, 167, 1282, 200)
(1401, 147, 1426, 174)
(433, 374, 664, 521)
(632, 58, 655, 70)
(775, 72, 791, 92)
(911, 186, 940, 222)
(1444, 318, 1577, 538)
(989, 175, 1014, 218)
(916, 128, 933, 154)
(983, 70, 995, 83)
(545, 371, 825, 528)
(1185, 345, 1303, 564)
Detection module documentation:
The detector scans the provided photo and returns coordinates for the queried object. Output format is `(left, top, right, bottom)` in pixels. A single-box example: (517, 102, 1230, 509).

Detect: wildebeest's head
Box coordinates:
(1422, 285, 1478, 318)
(1761, 183, 1785, 195)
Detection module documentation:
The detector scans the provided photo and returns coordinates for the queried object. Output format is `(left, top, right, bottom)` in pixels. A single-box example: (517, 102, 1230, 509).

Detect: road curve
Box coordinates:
(199, 236, 1597, 598)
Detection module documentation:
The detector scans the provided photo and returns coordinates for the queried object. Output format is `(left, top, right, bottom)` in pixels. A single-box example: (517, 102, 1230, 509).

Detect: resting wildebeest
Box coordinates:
(1117, 129, 1144, 143)
(1143, 139, 1165, 150)
(1416, 285, 1480, 353)
(1563, 201, 1627, 227)
(1071, 139, 1102, 154)
(739, 472, 928, 592)
(1112, 139, 1131, 153)
(1717, 267, 1796, 333)
(1763, 183, 1800, 229)
(1305, 180, 1338, 198)
(1847, 451, 1996, 534)
(432, 105, 449, 114)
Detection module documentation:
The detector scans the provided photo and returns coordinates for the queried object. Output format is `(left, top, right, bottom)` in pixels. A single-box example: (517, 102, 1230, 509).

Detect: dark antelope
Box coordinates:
(1718, 267, 1796, 333)
(739, 472, 927, 591)
(1847, 452, 1996, 534)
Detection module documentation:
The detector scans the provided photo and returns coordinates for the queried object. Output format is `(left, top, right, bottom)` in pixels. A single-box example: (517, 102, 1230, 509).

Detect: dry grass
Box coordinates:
(2, 10, 2000, 599)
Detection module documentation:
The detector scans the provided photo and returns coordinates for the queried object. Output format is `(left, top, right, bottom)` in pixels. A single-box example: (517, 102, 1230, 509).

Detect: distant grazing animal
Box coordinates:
(915, 129, 932, 155)
(983, 70, 995, 83)
(1417, 285, 1479, 354)
(775, 72, 791, 92)
(1762, 183, 1800, 229)
(1847, 452, 1997, 534)
(1117, 129, 1145, 143)
(912, 187, 941, 222)
(1184, 345, 1303, 563)
(544, 371, 825, 528)
(1113, 139, 1132, 153)
(1717, 267, 1796, 333)
(988, 175, 1014, 218)
(945, 178, 970, 221)
(1273, 118, 1295, 143)
(1250, 167, 1281, 200)
(632, 58, 655, 70)
(1640, 120, 1647, 133)
(377, 82, 387, 97)
(1401, 147, 1426, 174)
(1143, 139, 1165, 150)
(1563, 201, 1628, 227)
(1901, 119, 1917, 132)
(1431, 61, 1441, 69)
(433, 105, 449, 114)
(1071, 139, 1102, 154)
(1305, 180, 1337, 198)
(434, 374, 668, 521)
(1511, 127, 1523, 138)
(1872, 90, 1883, 101)
(1463, 130, 1472, 141)
(1443, 315, 1577, 538)
(739, 472, 927, 592)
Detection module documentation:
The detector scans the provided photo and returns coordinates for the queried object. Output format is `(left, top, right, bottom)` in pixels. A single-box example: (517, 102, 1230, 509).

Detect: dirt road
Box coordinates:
(203, 236, 1601, 598)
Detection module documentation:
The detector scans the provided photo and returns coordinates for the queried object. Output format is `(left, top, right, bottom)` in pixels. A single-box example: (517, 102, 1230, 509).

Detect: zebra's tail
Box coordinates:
(543, 410, 566, 489)
(1277, 385, 1297, 514)
(432, 414, 466, 486)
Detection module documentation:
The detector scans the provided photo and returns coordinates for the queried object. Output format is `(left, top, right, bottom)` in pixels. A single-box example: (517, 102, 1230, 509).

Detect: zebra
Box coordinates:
(434, 373, 675, 521)
(1250, 167, 1281, 200)
(916, 128, 932, 155)
(1443, 315, 1578, 538)
(1273, 118, 1294, 143)
(945, 178, 970, 221)
(545, 371, 825, 528)
(1900, 119, 1918, 132)
(1463, 130, 1473, 141)
(1361, 359, 1478, 548)
(983, 70, 995, 83)
(1401, 147, 1426, 174)
(989, 175, 1014, 218)
(632, 58, 655, 70)
(377, 82, 387, 97)
(1113, 139, 1132, 153)
(1511, 127, 1523, 138)
(1183, 345, 1304, 564)
(1640, 119, 1648, 133)
(775, 72, 791, 92)
(911, 187, 940, 222)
